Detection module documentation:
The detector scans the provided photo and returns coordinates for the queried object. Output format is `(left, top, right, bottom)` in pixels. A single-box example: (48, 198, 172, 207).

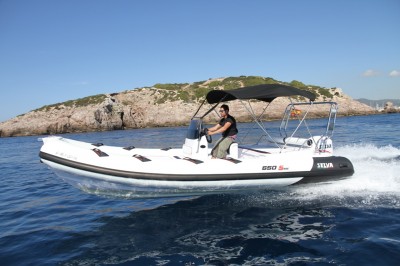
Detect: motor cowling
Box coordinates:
(315, 136, 333, 154)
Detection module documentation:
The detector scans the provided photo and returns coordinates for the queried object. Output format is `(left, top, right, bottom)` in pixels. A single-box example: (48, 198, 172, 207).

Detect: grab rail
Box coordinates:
(280, 102, 338, 139)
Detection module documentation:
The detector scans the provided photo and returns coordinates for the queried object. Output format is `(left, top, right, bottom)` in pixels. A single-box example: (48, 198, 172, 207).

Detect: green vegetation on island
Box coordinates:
(34, 94, 107, 112)
(149, 76, 335, 104)
(33, 76, 336, 111)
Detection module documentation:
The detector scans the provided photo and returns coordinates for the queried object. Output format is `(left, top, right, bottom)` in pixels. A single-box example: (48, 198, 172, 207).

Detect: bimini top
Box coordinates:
(206, 84, 316, 104)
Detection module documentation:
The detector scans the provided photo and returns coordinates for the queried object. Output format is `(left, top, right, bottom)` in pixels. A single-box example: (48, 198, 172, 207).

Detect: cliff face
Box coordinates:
(0, 77, 375, 137)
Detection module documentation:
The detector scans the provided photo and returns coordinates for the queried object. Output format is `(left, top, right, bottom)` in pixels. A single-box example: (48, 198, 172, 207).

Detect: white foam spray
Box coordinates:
(235, 143, 400, 209)
(282, 143, 400, 207)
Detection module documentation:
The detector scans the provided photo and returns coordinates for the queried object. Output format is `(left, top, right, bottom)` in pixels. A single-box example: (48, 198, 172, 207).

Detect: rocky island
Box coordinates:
(0, 76, 376, 138)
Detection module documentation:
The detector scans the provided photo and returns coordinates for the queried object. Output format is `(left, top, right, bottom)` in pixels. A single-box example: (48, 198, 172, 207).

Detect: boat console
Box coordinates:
(182, 119, 209, 160)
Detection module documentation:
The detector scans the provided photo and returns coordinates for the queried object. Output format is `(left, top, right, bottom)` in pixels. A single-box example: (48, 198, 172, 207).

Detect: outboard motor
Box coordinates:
(315, 136, 333, 154)
(182, 119, 209, 160)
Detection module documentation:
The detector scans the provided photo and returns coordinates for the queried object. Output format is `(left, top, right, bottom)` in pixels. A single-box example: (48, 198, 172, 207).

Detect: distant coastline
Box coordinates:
(0, 76, 393, 138)
(356, 98, 400, 112)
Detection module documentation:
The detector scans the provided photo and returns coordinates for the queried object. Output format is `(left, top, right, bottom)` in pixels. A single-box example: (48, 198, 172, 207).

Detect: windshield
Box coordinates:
(186, 119, 202, 139)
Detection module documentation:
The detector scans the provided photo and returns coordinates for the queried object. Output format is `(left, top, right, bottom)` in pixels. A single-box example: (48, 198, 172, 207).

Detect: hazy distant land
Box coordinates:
(356, 98, 400, 109)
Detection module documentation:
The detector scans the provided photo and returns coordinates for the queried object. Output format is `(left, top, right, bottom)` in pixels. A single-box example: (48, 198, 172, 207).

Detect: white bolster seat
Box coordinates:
(228, 142, 239, 159)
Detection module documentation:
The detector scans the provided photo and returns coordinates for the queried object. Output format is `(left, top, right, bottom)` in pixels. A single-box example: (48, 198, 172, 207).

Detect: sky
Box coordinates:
(0, 0, 399, 122)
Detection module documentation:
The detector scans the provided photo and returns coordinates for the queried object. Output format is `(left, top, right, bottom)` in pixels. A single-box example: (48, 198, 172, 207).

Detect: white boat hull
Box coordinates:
(39, 136, 354, 198)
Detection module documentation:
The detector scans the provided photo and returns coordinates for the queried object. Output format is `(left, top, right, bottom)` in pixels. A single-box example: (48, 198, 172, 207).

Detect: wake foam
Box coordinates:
(262, 143, 400, 208)
(227, 143, 400, 209)
(334, 143, 400, 193)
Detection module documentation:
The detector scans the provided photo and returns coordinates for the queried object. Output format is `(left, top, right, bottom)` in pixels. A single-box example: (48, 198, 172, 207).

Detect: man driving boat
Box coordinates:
(207, 104, 238, 159)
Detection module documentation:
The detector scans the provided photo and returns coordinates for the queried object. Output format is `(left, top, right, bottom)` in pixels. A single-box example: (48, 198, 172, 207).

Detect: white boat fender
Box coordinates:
(283, 137, 314, 147)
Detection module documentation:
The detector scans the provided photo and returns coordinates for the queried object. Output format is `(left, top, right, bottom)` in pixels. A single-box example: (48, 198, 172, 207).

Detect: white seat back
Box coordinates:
(228, 142, 238, 159)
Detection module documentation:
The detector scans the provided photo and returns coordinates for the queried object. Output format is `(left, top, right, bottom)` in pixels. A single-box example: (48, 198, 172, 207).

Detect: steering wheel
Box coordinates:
(203, 128, 212, 143)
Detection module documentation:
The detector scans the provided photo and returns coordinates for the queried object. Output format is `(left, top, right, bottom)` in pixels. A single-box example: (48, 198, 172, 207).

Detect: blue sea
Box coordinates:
(1, 113, 400, 265)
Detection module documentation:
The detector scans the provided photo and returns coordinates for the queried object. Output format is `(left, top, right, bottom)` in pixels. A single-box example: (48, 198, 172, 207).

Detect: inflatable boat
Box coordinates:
(39, 84, 354, 198)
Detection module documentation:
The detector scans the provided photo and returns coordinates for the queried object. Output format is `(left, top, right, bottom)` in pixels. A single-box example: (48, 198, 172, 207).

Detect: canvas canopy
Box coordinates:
(206, 84, 316, 104)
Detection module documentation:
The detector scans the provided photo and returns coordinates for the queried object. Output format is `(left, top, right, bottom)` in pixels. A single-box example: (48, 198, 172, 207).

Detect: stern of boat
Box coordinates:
(294, 156, 354, 184)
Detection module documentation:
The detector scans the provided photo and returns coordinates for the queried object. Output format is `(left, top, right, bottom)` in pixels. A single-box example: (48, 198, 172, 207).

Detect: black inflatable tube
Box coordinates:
(39, 151, 354, 182)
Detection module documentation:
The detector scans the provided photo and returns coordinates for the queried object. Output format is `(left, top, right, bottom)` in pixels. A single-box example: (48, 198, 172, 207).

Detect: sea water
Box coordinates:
(0, 113, 399, 265)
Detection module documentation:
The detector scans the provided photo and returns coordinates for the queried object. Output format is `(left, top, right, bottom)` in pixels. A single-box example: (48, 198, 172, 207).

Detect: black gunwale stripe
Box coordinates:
(39, 151, 310, 182)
